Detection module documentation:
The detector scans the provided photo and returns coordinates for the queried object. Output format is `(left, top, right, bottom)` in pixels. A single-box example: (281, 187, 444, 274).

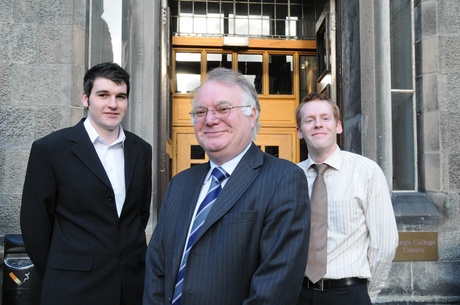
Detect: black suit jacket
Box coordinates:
(143, 143, 310, 305)
(20, 119, 152, 305)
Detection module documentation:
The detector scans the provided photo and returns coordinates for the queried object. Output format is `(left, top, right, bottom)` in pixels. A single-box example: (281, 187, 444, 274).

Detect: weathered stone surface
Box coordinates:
(11, 64, 72, 107)
(438, 0, 460, 35)
(0, 194, 22, 235)
(419, 0, 437, 38)
(35, 106, 68, 139)
(36, 25, 74, 64)
(0, 149, 29, 196)
(0, 106, 35, 149)
(0, 64, 12, 106)
(0, 23, 37, 64)
(13, 0, 73, 24)
(0, 0, 14, 23)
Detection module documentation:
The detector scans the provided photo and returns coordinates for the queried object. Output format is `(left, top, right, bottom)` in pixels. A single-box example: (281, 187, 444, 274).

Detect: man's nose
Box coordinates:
(205, 110, 220, 124)
(108, 96, 117, 107)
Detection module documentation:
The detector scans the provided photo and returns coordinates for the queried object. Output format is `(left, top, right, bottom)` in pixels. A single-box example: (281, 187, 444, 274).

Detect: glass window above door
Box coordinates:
(175, 52, 201, 93)
(173, 49, 315, 98)
(169, 0, 324, 39)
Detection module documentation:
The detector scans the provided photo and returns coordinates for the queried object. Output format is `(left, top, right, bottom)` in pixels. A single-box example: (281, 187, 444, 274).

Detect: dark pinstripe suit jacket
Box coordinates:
(144, 143, 310, 305)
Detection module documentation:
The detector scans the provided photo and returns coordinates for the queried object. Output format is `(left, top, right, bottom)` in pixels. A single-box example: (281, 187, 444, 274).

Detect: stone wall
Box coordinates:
(376, 0, 460, 303)
(0, 0, 87, 250)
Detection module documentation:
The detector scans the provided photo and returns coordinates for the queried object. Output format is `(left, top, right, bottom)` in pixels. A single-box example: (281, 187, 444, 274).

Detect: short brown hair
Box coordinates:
(295, 92, 340, 127)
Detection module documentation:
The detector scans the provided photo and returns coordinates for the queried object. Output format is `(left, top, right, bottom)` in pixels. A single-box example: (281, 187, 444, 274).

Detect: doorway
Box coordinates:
(170, 41, 316, 174)
(161, 0, 326, 177)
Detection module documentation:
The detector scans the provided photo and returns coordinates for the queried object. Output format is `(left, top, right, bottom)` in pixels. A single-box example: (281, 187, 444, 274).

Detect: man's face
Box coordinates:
(82, 77, 128, 136)
(193, 80, 256, 165)
(297, 100, 342, 158)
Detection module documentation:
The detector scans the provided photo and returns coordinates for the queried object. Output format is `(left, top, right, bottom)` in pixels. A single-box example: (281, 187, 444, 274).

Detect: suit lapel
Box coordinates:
(70, 120, 112, 189)
(198, 144, 263, 241)
(123, 132, 139, 192)
(172, 147, 262, 275)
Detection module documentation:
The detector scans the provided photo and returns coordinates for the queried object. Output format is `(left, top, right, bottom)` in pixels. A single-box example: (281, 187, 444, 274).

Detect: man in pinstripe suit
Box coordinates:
(295, 93, 398, 305)
(143, 67, 311, 305)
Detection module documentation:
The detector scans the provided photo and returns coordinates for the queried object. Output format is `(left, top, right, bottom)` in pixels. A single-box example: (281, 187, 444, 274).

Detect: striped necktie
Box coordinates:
(172, 167, 229, 305)
(306, 163, 328, 283)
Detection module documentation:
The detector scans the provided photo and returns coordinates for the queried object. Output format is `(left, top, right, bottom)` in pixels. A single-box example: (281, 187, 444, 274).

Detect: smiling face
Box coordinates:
(82, 77, 128, 143)
(193, 80, 256, 165)
(297, 99, 343, 162)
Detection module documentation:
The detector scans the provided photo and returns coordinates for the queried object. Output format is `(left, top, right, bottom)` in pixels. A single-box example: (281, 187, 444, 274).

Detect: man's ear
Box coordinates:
(249, 107, 257, 128)
(336, 120, 343, 135)
(296, 127, 304, 140)
(82, 93, 89, 110)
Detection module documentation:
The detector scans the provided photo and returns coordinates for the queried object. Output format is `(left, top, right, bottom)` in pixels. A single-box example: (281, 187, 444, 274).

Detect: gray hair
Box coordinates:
(193, 67, 261, 140)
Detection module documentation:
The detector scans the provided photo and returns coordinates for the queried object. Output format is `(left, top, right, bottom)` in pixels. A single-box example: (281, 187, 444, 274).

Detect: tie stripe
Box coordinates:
(172, 167, 229, 305)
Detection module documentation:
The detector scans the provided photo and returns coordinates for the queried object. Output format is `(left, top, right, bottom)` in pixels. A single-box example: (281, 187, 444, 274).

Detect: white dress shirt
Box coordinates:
(84, 119, 126, 217)
(298, 145, 398, 301)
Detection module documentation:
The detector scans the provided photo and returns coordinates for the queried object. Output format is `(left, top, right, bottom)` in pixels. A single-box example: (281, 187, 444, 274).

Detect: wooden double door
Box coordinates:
(170, 37, 317, 175)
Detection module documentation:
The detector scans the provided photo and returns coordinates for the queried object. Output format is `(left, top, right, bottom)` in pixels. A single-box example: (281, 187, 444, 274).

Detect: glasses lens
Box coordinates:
(193, 108, 207, 120)
(214, 106, 231, 118)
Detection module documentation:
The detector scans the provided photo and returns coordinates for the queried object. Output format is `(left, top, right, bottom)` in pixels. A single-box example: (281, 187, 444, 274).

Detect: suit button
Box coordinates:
(108, 196, 114, 202)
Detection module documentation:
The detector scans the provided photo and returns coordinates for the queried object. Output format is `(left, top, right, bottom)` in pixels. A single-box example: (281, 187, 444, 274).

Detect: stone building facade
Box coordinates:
(0, 0, 459, 303)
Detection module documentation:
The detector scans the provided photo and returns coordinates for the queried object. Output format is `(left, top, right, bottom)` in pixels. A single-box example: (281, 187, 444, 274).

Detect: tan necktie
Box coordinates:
(306, 163, 328, 283)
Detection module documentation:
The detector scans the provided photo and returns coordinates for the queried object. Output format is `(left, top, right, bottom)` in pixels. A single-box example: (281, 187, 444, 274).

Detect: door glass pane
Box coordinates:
(299, 55, 317, 99)
(191, 145, 205, 160)
(269, 55, 293, 95)
(238, 54, 263, 94)
(207, 53, 232, 72)
(265, 146, 280, 158)
(176, 52, 201, 93)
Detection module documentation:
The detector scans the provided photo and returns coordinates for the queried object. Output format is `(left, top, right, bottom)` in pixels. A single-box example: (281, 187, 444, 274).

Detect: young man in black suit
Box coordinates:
(20, 62, 152, 305)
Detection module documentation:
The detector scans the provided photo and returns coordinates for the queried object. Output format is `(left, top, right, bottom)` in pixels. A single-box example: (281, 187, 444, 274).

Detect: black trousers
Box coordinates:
(296, 281, 372, 305)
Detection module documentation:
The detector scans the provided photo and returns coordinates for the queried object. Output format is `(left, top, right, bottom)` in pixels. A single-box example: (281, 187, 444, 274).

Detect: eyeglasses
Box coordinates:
(189, 105, 252, 121)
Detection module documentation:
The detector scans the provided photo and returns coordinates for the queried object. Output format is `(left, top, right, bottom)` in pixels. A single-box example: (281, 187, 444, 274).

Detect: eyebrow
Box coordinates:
(196, 100, 232, 108)
(95, 90, 128, 96)
(216, 100, 231, 105)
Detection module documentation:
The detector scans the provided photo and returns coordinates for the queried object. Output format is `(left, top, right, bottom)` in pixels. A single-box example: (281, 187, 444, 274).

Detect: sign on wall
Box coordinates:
(394, 232, 438, 261)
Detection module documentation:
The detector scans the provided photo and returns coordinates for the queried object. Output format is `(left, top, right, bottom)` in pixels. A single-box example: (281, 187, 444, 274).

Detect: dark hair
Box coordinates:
(83, 62, 130, 97)
(295, 92, 341, 127)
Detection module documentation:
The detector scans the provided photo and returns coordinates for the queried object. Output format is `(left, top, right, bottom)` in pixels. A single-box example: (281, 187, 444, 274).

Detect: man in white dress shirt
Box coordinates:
(295, 92, 398, 305)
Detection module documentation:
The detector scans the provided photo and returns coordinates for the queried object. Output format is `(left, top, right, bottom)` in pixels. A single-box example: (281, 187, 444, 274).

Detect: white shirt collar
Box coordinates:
(83, 118, 126, 147)
(206, 142, 252, 181)
(306, 144, 341, 171)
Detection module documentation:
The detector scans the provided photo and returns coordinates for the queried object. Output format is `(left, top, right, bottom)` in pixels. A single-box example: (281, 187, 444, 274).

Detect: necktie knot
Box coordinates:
(211, 167, 229, 184)
(314, 163, 328, 176)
